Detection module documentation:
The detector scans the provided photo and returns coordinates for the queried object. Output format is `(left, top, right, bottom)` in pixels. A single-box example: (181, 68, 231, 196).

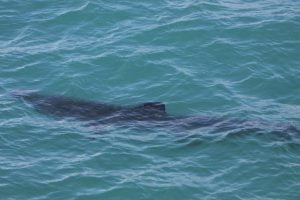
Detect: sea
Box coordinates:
(1, 0, 300, 199)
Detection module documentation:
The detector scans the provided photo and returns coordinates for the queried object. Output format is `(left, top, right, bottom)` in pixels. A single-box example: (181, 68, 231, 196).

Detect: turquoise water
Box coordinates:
(1, 0, 300, 199)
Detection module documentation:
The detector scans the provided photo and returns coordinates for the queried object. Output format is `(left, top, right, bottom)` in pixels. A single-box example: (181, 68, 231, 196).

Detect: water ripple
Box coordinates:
(1, 0, 300, 199)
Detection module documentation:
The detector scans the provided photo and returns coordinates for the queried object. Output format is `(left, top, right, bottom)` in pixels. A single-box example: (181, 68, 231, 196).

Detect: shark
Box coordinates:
(12, 91, 300, 136)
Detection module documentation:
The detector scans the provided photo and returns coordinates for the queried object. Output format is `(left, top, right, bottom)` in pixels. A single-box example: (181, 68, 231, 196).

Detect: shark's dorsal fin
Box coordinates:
(135, 102, 166, 113)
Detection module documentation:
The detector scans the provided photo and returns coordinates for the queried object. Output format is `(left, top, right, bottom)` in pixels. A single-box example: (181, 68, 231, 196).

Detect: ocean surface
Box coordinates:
(1, 0, 300, 199)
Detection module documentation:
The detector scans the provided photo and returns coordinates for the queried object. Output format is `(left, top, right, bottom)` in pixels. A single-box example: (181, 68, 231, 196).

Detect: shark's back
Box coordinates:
(13, 91, 167, 121)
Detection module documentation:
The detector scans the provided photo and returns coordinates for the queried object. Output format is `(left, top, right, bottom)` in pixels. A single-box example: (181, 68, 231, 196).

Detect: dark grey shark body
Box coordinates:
(13, 91, 223, 129)
(11, 91, 300, 143)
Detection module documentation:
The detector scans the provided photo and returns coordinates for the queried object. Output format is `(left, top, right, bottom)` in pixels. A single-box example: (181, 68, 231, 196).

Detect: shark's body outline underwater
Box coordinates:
(12, 91, 300, 133)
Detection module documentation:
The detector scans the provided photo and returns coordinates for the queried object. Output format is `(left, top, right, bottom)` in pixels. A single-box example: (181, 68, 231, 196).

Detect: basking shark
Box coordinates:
(12, 91, 300, 134)
(12, 91, 225, 129)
